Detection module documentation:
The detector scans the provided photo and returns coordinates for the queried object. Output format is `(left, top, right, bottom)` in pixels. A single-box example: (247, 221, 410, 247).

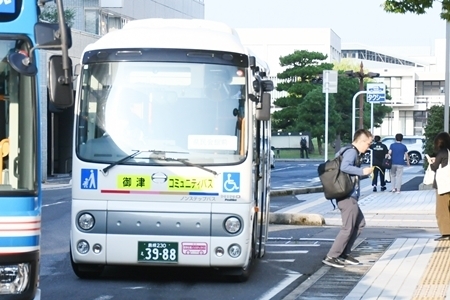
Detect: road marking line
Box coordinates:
(267, 250, 308, 254)
(267, 244, 320, 247)
(257, 271, 301, 300)
(265, 259, 296, 262)
(42, 201, 69, 208)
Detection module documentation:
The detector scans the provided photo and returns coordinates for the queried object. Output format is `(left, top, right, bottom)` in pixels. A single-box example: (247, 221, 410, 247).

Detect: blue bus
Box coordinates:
(0, 0, 72, 299)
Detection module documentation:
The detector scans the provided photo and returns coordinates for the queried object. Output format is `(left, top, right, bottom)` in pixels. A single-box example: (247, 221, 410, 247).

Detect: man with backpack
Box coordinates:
(300, 137, 309, 158)
(322, 129, 374, 268)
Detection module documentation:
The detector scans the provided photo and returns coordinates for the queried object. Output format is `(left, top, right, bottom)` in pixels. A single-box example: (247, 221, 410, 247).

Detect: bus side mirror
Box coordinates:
(48, 55, 74, 108)
(255, 93, 271, 121)
(34, 22, 72, 50)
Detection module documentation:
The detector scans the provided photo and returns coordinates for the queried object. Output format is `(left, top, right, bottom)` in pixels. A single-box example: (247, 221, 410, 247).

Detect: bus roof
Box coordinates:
(84, 18, 247, 55)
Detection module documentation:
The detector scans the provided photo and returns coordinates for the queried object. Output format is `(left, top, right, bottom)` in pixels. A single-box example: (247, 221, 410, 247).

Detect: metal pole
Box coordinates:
(324, 72, 329, 161)
(445, 22, 450, 132)
(358, 62, 364, 129)
(352, 91, 367, 138)
(371, 102, 374, 134)
(325, 91, 329, 162)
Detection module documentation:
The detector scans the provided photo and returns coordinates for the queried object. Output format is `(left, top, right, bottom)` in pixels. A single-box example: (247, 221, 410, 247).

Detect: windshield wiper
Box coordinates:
(101, 149, 144, 174)
(152, 156, 218, 176)
(101, 149, 189, 174)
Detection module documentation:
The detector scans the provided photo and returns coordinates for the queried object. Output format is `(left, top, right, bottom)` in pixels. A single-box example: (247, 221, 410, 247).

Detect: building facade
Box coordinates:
(342, 40, 446, 136)
(235, 28, 446, 139)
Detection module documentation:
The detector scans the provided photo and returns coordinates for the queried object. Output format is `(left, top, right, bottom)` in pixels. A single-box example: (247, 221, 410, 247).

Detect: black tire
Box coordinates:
(362, 152, 371, 164)
(70, 247, 104, 279)
(408, 152, 421, 165)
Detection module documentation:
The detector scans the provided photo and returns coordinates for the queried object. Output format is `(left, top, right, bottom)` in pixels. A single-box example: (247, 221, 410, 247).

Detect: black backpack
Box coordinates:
(317, 147, 357, 200)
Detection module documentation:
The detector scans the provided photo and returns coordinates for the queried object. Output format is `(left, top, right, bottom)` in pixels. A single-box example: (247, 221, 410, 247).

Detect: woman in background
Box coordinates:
(428, 132, 450, 241)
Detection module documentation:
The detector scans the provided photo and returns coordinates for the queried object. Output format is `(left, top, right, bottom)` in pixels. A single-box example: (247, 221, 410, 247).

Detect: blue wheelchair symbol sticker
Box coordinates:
(223, 172, 240, 193)
(81, 169, 98, 190)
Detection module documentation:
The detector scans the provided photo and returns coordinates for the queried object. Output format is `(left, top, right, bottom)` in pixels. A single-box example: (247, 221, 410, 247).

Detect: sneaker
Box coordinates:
(381, 186, 386, 191)
(391, 189, 397, 193)
(322, 256, 345, 268)
(434, 235, 450, 241)
(338, 254, 360, 265)
(373, 186, 377, 192)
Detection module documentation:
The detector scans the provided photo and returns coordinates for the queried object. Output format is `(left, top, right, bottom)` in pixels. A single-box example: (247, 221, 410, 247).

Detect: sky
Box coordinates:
(204, 0, 446, 52)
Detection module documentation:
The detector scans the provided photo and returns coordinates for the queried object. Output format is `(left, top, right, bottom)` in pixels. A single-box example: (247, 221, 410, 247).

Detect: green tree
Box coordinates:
(295, 87, 340, 155)
(383, 0, 450, 21)
(272, 50, 333, 132)
(39, 4, 76, 27)
(424, 105, 450, 157)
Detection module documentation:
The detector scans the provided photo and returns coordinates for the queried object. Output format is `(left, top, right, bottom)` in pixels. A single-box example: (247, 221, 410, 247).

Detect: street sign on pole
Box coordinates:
(323, 70, 338, 93)
(323, 70, 338, 162)
(367, 83, 386, 103)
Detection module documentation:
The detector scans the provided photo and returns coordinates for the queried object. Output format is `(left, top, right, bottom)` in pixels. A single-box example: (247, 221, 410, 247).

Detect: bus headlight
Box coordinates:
(224, 217, 241, 234)
(228, 244, 242, 258)
(0, 263, 30, 294)
(78, 213, 95, 230)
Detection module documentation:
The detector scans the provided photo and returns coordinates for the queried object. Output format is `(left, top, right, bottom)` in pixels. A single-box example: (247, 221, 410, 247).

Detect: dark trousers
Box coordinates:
(300, 147, 309, 158)
(372, 166, 386, 187)
(327, 197, 365, 258)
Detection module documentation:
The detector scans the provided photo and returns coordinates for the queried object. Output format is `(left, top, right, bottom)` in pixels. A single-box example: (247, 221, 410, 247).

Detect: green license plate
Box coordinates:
(137, 241, 178, 263)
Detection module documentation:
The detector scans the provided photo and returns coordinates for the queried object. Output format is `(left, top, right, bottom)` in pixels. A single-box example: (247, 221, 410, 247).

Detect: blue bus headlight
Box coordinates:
(78, 213, 95, 230)
(0, 263, 30, 294)
(224, 217, 241, 234)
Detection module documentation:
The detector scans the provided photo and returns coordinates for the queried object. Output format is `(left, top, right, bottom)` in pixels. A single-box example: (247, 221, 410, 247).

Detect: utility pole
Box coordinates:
(355, 62, 366, 129)
(346, 62, 379, 130)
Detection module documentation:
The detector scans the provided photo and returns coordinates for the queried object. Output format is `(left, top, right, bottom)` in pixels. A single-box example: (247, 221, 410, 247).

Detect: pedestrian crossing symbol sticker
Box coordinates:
(81, 169, 98, 190)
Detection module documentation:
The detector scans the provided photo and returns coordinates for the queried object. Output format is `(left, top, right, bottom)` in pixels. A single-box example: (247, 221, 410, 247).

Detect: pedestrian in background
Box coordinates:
(427, 132, 450, 241)
(322, 129, 373, 268)
(388, 133, 410, 193)
(300, 137, 309, 159)
(370, 135, 388, 192)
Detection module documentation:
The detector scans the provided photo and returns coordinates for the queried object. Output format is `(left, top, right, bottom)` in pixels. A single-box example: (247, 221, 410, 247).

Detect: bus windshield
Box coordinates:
(0, 38, 37, 191)
(76, 61, 247, 165)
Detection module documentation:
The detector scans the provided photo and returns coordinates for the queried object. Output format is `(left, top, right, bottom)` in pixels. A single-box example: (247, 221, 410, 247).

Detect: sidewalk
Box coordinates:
(42, 176, 72, 190)
(274, 172, 450, 299)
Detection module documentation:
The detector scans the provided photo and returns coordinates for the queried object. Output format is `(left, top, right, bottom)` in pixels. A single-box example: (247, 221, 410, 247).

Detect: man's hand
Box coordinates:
(363, 167, 373, 176)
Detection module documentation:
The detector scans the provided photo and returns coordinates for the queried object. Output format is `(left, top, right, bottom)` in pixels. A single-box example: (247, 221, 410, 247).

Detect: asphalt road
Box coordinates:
(271, 161, 321, 190)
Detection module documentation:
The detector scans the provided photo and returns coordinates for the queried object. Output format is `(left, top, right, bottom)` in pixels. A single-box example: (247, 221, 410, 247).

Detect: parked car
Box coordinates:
(363, 135, 424, 165)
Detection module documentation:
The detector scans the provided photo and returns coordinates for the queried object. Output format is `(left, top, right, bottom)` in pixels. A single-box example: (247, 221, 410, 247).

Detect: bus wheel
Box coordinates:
(70, 247, 104, 279)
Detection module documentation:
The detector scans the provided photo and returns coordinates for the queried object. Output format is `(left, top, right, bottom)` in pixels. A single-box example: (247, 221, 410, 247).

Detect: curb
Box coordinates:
(269, 185, 325, 226)
(269, 212, 325, 226)
(270, 186, 323, 196)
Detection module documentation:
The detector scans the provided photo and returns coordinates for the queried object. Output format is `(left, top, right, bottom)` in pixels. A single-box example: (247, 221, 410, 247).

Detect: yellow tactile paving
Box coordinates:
(413, 240, 450, 300)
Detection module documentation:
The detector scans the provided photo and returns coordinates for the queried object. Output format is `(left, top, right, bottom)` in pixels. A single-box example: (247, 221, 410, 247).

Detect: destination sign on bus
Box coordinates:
(0, 0, 15, 13)
(117, 175, 151, 189)
(168, 176, 214, 190)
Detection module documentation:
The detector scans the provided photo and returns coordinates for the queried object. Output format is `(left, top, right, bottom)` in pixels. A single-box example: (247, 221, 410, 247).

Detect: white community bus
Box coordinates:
(69, 18, 274, 281)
